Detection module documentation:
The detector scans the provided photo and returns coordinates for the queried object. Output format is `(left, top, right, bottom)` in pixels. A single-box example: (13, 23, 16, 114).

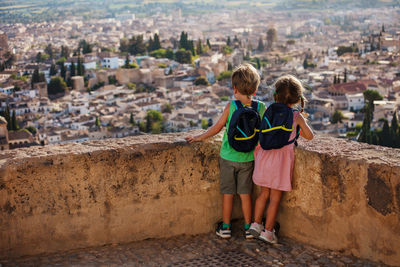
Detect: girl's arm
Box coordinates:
(185, 103, 230, 143)
(297, 113, 314, 140)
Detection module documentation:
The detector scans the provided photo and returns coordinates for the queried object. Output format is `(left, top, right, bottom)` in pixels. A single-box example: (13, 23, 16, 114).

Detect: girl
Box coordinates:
(249, 75, 314, 243)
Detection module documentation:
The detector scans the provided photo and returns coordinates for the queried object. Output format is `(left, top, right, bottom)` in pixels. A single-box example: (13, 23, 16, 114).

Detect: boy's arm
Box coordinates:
(297, 113, 314, 140)
(185, 103, 230, 143)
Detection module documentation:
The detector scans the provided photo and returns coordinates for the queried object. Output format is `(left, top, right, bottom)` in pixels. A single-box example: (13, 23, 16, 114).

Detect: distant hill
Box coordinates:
(0, 0, 399, 24)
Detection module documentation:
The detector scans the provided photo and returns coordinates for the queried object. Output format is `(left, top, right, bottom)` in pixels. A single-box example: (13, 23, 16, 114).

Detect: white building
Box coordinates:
(0, 86, 14, 95)
(346, 93, 364, 112)
(101, 57, 120, 69)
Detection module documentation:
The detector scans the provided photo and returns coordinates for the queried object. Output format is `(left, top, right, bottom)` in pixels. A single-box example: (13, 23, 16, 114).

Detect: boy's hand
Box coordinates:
(185, 135, 201, 143)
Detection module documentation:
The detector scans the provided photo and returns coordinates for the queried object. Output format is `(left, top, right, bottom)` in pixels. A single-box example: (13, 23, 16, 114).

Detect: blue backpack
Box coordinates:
(259, 103, 300, 150)
(227, 100, 261, 152)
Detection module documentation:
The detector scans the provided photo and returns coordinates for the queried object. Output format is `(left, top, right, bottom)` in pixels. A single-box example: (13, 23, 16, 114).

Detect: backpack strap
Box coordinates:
(287, 110, 301, 146)
(251, 100, 259, 112)
(232, 100, 243, 110)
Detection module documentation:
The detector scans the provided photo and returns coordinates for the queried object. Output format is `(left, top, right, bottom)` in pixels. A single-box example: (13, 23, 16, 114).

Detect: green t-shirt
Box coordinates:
(219, 100, 266, 162)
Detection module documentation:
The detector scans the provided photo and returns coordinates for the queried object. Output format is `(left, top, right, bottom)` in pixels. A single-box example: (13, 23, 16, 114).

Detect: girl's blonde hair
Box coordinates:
(274, 75, 306, 113)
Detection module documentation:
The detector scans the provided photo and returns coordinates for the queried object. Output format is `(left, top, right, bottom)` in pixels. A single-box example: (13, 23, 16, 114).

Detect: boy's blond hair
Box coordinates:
(231, 63, 260, 97)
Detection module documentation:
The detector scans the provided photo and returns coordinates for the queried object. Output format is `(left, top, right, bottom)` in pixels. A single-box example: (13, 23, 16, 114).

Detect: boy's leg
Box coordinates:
(239, 194, 252, 225)
(254, 186, 270, 224)
(265, 189, 283, 231)
(219, 158, 236, 228)
(222, 194, 234, 225)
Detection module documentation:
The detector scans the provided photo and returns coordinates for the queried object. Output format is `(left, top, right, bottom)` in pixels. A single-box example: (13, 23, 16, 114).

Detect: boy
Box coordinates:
(185, 63, 265, 239)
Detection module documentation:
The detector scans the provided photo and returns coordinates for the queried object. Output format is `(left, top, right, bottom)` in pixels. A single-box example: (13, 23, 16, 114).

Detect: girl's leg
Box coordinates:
(253, 186, 270, 224)
(265, 189, 283, 231)
(239, 194, 252, 225)
(222, 194, 234, 226)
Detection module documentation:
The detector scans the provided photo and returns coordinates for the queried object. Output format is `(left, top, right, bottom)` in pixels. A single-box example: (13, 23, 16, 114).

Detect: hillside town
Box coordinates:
(0, 6, 400, 150)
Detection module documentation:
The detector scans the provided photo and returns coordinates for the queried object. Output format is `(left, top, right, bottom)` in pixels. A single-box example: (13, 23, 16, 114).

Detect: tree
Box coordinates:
(228, 62, 233, 71)
(129, 113, 134, 125)
(331, 110, 346, 124)
(201, 119, 209, 130)
(60, 45, 70, 58)
(179, 31, 189, 50)
(382, 24, 385, 32)
(152, 33, 161, 51)
(128, 35, 146, 55)
(344, 69, 347, 83)
(3, 106, 11, 130)
(77, 57, 85, 76)
(226, 36, 231, 47)
(206, 39, 211, 49)
(391, 111, 398, 145)
(161, 103, 173, 113)
(44, 44, 54, 59)
(196, 39, 203, 55)
(333, 75, 337, 84)
(11, 110, 18, 131)
(26, 126, 37, 135)
(47, 76, 67, 95)
(363, 89, 383, 106)
(3, 51, 16, 68)
(108, 75, 117, 85)
(217, 71, 233, 81)
(266, 28, 277, 50)
(70, 62, 76, 77)
(31, 69, 45, 87)
(60, 62, 66, 81)
(124, 54, 130, 68)
(222, 45, 233, 55)
(257, 37, 264, 51)
(78, 39, 92, 54)
(379, 120, 391, 147)
(95, 116, 101, 127)
(145, 110, 163, 133)
(49, 64, 57, 76)
(194, 76, 209, 86)
(175, 49, 192, 64)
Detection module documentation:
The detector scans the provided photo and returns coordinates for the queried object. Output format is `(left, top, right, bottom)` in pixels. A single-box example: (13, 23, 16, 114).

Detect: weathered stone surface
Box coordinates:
(0, 133, 399, 266)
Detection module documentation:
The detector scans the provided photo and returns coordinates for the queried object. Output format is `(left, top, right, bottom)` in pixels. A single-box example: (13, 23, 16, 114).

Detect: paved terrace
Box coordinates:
(0, 222, 388, 267)
(0, 132, 399, 266)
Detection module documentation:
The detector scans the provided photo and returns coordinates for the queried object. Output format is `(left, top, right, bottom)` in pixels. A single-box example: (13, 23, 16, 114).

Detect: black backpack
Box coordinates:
(227, 100, 261, 152)
(259, 103, 300, 150)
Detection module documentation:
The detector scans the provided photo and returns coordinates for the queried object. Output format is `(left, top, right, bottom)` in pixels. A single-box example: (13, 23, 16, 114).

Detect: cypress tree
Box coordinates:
(4, 106, 11, 130)
(196, 39, 203, 55)
(125, 54, 130, 68)
(49, 64, 57, 76)
(60, 62, 66, 81)
(95, 116, 100, 127)
(31, 69, 40, 87)
(11, 110, 18, 131)
(227, 36, 231, 46)
(391, 111, 398, 146)
(257, 37, 264, 51)
(344, 69, 347, 83)
(333, 75, 337, 84)
(153, 33, 161, 50)
(380, 120, 391, 147)
(130, 113, 134, 125)
(148, 36, 154, 52)
(70, 62, 76, 77)
(207, 39, 211, 49)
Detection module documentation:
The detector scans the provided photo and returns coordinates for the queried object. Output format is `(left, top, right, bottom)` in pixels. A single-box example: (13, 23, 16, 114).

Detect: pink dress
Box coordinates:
(252, 111, 300, 192)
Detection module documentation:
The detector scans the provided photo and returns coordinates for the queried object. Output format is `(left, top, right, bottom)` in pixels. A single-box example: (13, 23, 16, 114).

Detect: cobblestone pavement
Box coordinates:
(1, 221, 388, 267)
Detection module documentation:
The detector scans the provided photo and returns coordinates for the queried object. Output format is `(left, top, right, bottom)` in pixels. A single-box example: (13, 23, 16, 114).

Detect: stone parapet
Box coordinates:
(0, 133, 399, 265)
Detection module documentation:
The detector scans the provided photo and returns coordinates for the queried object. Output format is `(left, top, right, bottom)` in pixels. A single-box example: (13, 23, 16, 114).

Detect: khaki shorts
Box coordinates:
(219, 157, 254, 195)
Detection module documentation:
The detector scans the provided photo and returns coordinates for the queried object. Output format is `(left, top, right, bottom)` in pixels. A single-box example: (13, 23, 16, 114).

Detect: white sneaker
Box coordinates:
(248, 222, 264, 238)
(259, 229, 278, 244)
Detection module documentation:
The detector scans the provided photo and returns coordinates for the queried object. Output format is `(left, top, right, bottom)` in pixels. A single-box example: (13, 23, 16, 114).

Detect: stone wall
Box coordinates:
(0, 133, 399, 265)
